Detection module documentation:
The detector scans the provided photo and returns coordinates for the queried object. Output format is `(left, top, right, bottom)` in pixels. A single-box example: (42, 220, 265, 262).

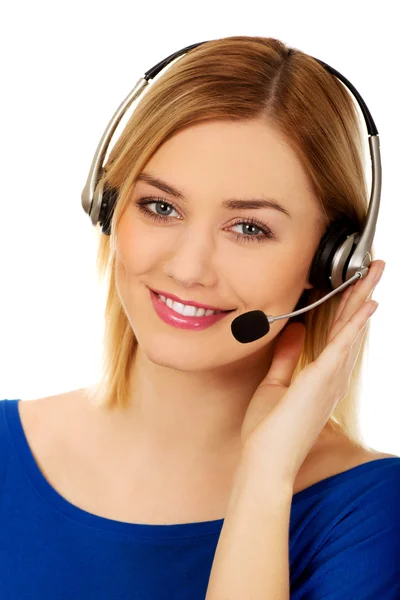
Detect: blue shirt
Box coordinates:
(1, 397, 400, 599)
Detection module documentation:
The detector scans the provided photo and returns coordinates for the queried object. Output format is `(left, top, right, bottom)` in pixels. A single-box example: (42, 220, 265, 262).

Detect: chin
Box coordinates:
(132, 329, 234, 373)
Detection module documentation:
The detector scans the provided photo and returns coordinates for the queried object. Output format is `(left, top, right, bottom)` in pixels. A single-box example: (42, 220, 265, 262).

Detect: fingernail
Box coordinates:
(373, 268, 384, 285)
(368, 301, 379, 317)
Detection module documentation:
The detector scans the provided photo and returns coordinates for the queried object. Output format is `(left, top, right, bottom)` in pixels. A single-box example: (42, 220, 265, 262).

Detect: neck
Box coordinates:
(97, 341, 278, 463)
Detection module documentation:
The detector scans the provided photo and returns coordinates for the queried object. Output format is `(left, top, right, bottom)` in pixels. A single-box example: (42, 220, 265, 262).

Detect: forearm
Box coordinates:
(205, 454, 294, 600)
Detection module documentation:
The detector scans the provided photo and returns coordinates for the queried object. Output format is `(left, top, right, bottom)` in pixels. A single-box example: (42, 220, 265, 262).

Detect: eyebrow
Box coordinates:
(135, 171, 292, 219)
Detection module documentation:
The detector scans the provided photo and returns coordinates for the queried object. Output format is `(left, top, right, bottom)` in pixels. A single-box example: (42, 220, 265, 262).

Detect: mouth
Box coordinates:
(149, 288, 235, 331)
(149, 287, 236, 313)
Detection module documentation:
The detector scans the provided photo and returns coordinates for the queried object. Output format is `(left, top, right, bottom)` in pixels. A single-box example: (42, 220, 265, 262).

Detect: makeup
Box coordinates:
(149, 288, 232, 331)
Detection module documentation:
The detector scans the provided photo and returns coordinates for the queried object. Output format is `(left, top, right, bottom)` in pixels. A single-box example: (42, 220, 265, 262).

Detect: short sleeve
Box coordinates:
(291, 465, 400, 599)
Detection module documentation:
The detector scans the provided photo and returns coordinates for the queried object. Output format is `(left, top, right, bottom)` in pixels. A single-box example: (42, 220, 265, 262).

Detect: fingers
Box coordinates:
(319, 296, 378, 373)
(330, 260, 385, 341)
(263, 323, 306, 388)
(331, 284, 353, 328)
(347, 314, 370, 366)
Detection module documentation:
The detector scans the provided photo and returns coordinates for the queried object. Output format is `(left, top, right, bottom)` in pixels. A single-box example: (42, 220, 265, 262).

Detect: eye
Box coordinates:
(134, 197, 277, 243)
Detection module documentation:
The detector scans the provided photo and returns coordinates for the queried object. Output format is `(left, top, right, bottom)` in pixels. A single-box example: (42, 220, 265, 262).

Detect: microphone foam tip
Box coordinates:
(231, 310, 270, 343)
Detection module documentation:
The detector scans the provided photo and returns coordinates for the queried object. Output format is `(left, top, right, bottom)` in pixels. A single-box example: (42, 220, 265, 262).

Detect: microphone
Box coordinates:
(231, 268, 368, 344)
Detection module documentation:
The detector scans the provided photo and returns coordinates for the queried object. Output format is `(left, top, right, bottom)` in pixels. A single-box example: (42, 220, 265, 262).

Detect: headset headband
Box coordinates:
(81, 40, 381, 290)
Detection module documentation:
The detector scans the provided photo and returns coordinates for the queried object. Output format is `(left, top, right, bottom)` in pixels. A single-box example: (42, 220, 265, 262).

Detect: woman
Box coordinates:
(1, 35, 399, 599)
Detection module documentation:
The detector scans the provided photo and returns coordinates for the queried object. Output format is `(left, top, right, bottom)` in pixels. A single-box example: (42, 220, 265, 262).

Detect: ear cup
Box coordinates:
(98, 185, 119, 235)
(309, 218, 359, 292)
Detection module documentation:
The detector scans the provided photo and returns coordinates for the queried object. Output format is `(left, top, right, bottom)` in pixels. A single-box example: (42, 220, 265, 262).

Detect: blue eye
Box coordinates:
(134, 197, 276, 243)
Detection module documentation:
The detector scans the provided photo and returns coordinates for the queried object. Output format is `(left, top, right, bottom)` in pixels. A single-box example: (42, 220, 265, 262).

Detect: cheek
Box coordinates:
(237, 250, 309, 311)
(115, 213, 158, 277)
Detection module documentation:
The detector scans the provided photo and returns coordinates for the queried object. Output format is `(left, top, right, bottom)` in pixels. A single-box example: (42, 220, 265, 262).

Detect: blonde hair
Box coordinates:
(86, 35, 375, 450)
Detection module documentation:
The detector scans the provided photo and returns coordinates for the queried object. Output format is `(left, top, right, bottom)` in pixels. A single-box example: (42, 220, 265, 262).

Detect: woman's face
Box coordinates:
(114, 118, 325, 372)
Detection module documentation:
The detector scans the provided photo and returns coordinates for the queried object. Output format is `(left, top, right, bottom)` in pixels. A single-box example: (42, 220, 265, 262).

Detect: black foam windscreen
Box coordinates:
(231, 310, 271, 343)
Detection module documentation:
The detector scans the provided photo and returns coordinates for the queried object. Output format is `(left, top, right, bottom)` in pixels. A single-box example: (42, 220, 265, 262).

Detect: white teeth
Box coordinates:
(158, 294, 221, 317)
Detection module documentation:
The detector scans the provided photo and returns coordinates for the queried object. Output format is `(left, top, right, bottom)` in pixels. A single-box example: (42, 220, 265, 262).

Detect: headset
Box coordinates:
(81, 40, 381, 344)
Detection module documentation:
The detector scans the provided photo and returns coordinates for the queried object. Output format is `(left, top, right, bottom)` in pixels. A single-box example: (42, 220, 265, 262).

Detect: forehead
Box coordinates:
(140, 119, 320, 219)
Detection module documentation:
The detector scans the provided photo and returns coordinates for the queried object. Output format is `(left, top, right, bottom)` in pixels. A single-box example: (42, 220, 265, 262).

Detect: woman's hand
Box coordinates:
(239, 259, 386, 484)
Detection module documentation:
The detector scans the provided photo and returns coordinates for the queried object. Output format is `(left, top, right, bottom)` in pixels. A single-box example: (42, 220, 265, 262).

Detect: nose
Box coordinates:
(164, 228, 219, 289)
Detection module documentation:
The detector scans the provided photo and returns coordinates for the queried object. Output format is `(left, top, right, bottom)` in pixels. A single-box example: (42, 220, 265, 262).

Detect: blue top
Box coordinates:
(1, 397, 400, 599)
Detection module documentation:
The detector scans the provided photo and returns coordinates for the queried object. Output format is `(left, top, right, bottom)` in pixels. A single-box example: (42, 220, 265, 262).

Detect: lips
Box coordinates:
(149, 287, 235, 313)
(149, 288, 233, 331)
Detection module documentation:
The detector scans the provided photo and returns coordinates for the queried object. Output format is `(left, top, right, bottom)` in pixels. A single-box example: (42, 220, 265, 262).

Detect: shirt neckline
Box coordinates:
(3, 398, 400, 539)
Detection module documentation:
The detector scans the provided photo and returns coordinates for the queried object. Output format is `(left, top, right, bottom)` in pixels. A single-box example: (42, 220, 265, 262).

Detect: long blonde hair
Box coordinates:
(86, 35, 375, 450)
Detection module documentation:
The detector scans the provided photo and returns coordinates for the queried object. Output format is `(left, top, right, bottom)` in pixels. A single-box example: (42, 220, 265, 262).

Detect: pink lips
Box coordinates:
(149, 288, 232, 330)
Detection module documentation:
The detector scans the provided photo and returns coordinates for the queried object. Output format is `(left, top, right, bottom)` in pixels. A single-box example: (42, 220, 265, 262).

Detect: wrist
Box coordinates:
(235, 447, 295, 500)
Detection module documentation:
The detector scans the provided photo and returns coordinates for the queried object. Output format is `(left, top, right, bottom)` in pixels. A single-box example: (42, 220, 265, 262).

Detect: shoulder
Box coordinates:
(292, 459, 400, 598)
(293, 430, 399, 496)
(291, 437, 400, 597)
(18, 387, 86, 419)
(18, 392, 400, 491)
(17, 388, 93, 452)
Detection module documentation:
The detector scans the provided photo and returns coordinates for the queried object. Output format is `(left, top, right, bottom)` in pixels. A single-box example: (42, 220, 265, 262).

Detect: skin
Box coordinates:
(107, 117, 332, 470)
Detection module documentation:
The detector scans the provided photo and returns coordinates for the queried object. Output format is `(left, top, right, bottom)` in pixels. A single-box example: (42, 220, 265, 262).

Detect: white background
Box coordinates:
(0, 0, 398, 453)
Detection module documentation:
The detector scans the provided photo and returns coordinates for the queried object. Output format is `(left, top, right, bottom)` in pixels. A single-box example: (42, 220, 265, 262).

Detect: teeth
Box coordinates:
(158, 294, 221, 317)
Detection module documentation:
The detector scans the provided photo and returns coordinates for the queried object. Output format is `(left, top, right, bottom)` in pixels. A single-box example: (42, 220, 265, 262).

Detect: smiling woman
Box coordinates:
(92, 36, 371, 431)
(77, 36, 396, 594)
(111, 117, 321, 364)
(1, 34, 397, 600)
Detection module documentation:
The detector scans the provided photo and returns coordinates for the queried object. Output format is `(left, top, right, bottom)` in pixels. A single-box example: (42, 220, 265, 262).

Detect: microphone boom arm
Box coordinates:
(266, 267, 368, 325)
